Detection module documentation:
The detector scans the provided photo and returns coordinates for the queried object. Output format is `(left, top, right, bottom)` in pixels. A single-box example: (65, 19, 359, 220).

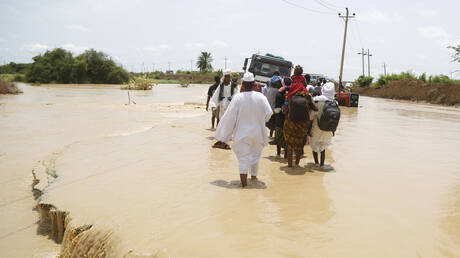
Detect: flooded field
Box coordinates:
(0, 83, 459, 257)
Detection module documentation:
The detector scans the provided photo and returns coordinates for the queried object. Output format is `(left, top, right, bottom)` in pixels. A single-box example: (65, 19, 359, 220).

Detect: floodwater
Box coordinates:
(0, 83, 459, 257)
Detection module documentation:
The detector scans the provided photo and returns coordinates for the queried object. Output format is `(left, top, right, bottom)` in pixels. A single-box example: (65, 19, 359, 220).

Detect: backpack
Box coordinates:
(289, 95, 309, 122)
(318, 100, 340, 135)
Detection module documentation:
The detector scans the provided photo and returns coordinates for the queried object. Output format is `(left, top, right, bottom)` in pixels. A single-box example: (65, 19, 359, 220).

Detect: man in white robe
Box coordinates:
(214, 72, 273, 187)
(209, 69, 239, 123)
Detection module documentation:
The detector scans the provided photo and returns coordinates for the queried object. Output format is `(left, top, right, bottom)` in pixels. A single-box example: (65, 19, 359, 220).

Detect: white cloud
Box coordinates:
(23, 43, 49, 52)
(142, 46, 158, 52)
(68, 24, 89, 32)
(159, 44, 170, 49)
(416, 26, 459, 48)
(212, 40, 228, 48)
(61, 43, 88, 54)
(184, 42, 205, 50)
(418, 9, 437, 17)
(358, 10, 404, 24)
(417, 26, 450, 40)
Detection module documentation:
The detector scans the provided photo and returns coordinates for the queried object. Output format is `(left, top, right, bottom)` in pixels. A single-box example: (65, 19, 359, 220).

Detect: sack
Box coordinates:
(289, 95, 309, 122)
(318, 100, 340, 135)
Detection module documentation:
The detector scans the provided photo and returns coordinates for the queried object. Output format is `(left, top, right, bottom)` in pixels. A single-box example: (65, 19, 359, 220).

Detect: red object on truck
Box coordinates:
(335, 92, 359, 107)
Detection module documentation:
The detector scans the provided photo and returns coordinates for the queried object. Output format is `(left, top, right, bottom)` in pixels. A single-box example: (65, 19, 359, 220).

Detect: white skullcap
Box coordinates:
(321, 82, 335, 100)
(224, 69, 231, 75)
(242, 72, 255, 82)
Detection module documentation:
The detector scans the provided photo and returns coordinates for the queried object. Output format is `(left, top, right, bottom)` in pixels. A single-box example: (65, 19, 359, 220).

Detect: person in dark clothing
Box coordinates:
(206, 75, 221, 129)
(269, 77, 291, 157)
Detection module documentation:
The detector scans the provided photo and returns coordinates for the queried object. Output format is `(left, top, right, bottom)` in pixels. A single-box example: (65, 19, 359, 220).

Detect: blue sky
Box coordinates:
(0, 0, 459, 80)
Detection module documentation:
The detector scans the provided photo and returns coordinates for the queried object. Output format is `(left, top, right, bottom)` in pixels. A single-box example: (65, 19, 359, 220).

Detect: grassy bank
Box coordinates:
(352, 79, 460, 106)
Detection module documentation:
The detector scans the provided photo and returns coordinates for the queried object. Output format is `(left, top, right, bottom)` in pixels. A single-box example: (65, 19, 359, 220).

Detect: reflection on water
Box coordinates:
(0, 85, 459, 257)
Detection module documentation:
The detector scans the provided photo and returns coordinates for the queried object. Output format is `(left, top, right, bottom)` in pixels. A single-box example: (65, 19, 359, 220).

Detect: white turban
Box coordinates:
(224, 69, 231, 76)
(242, 72, 255, 82)
(321, 82, 335, 100)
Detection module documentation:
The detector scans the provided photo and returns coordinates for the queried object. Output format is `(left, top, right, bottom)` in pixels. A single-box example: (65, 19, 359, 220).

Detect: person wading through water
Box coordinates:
(310, 82, 339, 168)
(206, 75, 221, 129)
(214, 72, 273, 187)
(210, 69, 239, 149)
(283, 65, 317, 167)
(264, 71, 282, 138)
(269, 77, 291, 157)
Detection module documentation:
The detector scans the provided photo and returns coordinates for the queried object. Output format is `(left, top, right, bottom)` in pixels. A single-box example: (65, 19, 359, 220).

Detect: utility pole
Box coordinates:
(190, 59, 193, 71)
(224, 57, 228, 70)
(367, 49, 372, 77)
(383, 63, 387, 76)
(168, 61, 171, 71)
(338, 8, 355, 86)
(152, 63, 155, 72)
(357, 48, 367, 77)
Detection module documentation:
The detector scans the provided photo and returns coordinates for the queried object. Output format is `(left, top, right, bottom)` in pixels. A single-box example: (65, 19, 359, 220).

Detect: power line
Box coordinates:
(280, 0, 335, 14)
(317, 0, 345, 9)
(312, 0, 339, 12)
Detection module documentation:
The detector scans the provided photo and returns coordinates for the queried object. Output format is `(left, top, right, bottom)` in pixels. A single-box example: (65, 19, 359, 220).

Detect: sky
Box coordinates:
(0, 0, 459, 80)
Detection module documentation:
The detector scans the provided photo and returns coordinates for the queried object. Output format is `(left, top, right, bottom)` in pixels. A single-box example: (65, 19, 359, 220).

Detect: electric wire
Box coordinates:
(312, 0, 340, 12)
(280, 0, 336, 15)
(316, 0, 345, 9)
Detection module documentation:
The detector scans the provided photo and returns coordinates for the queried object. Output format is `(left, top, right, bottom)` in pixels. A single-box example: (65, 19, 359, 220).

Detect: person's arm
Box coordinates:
(206, 95, 211, 111)
(262, 96, 274, 122)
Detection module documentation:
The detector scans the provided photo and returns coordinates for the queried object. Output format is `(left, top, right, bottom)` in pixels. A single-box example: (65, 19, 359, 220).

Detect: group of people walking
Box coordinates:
(206, 67, 340, 187)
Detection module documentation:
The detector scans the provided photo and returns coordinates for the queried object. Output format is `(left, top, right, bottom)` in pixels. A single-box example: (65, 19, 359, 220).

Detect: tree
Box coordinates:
(196, 52, 213, 72)
(25, 48, 129, 84)
(448, 44, 460, 63)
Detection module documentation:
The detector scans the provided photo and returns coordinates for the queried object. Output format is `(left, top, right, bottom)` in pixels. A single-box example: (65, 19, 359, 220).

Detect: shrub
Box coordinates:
(13, 74, 25, 82)
(122, 76, 154, 90)
(418, 73, 427, 83)
(25, 48, 129, 84)
(355, 75, 373, 87)
(427, 88, 439, 100)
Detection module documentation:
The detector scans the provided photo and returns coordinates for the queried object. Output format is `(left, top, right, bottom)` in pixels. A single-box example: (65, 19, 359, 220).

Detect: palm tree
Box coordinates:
(196, 52, 213, 72)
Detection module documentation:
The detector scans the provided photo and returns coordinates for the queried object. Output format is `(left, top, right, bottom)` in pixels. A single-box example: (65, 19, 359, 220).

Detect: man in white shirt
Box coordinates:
(209, 69, 239, 124)
(214, 72, 273, 187)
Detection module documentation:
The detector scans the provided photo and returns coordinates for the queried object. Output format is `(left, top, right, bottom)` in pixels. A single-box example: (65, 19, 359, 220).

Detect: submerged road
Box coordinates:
(0, 83, 459, 257)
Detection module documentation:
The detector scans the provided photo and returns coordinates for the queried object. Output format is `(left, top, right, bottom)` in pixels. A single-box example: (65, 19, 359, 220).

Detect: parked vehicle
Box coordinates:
(243, 54, 293, 85)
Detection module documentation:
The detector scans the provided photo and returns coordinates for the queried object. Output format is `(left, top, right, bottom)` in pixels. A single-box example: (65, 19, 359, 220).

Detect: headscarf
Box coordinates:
(313, 82, 335, 102)
(286, 74, 307, 99)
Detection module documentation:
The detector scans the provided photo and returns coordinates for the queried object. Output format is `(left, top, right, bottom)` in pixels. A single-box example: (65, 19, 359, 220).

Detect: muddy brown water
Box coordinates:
(0, 83, 459, 257)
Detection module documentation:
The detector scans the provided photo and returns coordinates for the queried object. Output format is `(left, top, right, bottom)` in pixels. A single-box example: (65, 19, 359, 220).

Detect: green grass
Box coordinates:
(0, 74, 15, 82)
(153, 79, 182, 84)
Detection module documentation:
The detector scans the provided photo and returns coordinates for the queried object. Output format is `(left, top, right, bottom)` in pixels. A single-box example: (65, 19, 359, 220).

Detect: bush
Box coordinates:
(13, 74, 25, 82)
(418, 73, 427, 83)
(121, 76, 154, 90)
(355, 75, 373, 87)
(25, 48, 129, 84)
(427, 88, 439, 100)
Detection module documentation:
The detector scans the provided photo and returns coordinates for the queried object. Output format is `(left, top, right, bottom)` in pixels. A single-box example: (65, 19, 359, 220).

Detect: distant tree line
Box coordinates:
(0, 48, 130, 84)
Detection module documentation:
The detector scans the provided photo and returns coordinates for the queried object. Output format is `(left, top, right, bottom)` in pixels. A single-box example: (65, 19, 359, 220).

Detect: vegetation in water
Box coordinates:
(122, 75, 155, 90)
(1, 48, 130, 84)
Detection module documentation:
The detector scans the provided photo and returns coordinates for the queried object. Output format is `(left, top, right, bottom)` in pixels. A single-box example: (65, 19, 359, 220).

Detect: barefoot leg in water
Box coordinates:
(240, 174, 248, 187)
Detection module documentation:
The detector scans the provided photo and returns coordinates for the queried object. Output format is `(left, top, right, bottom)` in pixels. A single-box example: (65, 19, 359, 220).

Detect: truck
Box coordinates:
(242, 54, 293, 85)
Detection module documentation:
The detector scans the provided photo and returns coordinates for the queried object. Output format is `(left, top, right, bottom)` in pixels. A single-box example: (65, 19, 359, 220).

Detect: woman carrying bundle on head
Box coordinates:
(283, 65, 317, 167)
